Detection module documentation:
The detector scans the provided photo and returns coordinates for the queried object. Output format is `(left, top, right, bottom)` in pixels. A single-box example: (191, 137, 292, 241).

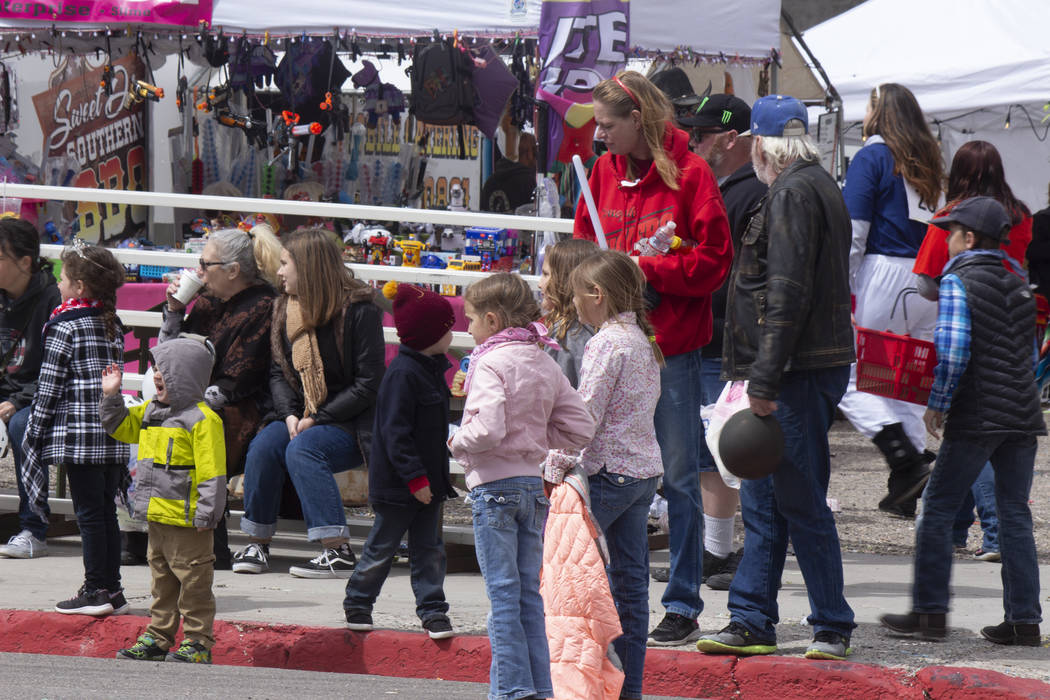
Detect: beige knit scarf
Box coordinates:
(285, 297, 327, 416)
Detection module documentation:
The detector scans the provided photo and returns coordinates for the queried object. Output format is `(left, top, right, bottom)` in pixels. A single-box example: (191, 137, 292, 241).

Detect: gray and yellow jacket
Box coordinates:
(99, 338, 226, 529)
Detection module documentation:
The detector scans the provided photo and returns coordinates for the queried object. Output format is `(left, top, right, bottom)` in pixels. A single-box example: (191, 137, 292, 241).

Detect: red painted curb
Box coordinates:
(1, 610, 1048, 699)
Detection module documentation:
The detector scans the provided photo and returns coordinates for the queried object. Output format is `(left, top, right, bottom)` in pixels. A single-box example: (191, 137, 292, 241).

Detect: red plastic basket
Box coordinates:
(855, 327, 937, 406)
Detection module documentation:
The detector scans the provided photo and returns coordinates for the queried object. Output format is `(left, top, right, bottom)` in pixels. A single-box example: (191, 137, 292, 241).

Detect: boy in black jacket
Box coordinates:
(343, 282, 458, 639)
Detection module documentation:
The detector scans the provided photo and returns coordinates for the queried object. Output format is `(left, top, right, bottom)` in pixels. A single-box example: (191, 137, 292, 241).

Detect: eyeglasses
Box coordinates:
(199, 257, 230, 269)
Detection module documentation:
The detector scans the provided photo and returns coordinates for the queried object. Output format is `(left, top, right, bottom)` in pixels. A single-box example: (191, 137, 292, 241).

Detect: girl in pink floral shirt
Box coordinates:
(545, 249, 663, 699)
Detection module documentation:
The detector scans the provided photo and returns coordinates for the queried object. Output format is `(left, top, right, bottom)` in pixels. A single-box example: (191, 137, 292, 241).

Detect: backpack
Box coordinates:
(410, 39, 476, 157)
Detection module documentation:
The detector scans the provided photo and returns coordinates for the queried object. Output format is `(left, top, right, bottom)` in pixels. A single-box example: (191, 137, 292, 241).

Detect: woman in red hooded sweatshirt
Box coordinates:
(574, 70, 733, 650)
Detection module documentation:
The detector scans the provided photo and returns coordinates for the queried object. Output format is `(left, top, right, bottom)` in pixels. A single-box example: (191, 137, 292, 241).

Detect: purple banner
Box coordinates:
(537, 0, 628, 100)
(0, 0, 212, 27)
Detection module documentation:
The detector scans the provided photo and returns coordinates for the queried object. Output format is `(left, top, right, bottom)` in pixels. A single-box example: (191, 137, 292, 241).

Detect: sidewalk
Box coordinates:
(1, 532, 1047, 698)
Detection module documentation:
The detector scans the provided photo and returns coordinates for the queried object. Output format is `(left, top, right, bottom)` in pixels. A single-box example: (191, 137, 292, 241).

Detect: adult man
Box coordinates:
(696, 95, 856, 660)
(675, 94, 768, 590)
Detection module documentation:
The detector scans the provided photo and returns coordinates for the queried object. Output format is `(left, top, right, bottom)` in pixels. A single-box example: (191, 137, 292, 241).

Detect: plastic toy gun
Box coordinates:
(319, 91, 350, 141)
(123, 80, 165, 110)
(216, 110, 268, 150)
(175, 75, 189, 114)
(269, 111, 322, 169)
(195, 84, 230, 114)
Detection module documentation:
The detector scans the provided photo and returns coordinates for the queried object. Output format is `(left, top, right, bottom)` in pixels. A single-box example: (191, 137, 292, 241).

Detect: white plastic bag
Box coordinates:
(704, 381, 751, 489)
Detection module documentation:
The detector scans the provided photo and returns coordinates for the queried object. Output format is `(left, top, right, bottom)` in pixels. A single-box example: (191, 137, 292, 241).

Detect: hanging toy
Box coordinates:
(261, 163, 277, 197)
(190, 87, 204, 194)
(345, 122, 366, 182)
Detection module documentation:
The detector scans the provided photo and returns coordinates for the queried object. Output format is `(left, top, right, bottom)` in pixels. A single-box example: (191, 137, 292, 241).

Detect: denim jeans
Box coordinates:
(10, 406, 47, 540)
(66, 463, 123, 593)
(344, 500, 449, 622)
(470, 476, 551, 700)
(241, 421, 359, 542)
(698, 356, 727, 472)
(951, 462, 999, 552)
(914, 433, 1041, 623)
(588, 469, 658, 699)
(729, 366, 856, 640)
(653, 349, 704, 619)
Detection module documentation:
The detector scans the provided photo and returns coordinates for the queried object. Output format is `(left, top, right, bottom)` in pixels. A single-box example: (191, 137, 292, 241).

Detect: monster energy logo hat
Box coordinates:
(678, 93, 752, 134)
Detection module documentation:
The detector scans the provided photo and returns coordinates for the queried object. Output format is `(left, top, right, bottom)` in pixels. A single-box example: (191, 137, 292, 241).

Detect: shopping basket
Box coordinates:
(855, 327, 937, 406)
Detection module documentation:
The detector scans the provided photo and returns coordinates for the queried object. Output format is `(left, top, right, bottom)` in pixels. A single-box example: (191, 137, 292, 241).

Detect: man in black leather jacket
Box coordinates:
(697, 95, 856, 662)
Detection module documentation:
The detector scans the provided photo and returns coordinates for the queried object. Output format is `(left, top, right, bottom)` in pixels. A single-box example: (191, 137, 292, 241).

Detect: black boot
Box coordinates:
(872, 423, 930, 516)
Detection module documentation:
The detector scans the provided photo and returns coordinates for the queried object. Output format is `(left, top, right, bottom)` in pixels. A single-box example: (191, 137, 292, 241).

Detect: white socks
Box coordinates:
(704, 514, 735, 559)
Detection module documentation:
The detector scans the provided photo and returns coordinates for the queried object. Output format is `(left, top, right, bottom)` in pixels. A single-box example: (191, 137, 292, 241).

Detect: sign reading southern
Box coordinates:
(33, 54, 148, 243)
(0, 0, 211, 26)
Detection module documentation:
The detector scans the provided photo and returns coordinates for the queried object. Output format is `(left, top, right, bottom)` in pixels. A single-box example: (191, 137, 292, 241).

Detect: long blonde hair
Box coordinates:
(569, 249, 664, 366)
(281, 227, 372, 329)
(543, 238, 599, 341)
(592, 70, 679, 190)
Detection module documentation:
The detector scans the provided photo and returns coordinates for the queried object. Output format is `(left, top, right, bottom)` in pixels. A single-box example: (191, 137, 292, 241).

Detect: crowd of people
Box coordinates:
(0, 66, 1045, 698)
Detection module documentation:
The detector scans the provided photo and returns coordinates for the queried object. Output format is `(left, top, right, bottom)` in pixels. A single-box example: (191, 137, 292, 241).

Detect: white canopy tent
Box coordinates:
(802, 0, 1050, 211)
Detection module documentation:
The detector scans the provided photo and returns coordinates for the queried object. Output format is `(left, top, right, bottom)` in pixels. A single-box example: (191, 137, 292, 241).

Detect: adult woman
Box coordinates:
(837, 83, 946, 519)
(0, 218, 62, 559)
(574, 70, 733, 647)
(233, 228, 384, 579)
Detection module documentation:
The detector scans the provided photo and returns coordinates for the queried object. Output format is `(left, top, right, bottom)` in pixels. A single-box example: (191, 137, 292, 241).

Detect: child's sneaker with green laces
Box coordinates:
(116, 633, 168, 661)
(165, 639, 212, 664)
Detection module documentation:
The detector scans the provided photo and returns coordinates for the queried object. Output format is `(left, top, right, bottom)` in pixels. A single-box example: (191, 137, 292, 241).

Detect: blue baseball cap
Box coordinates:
(743, 94, 808, 137)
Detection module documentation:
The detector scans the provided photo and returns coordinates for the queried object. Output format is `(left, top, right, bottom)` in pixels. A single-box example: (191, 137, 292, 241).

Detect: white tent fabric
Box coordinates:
(803, 0, 1050, 211)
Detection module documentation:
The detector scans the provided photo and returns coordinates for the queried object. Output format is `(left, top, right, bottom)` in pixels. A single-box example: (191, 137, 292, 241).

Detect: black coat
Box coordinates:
(0, 267, 61, 411)
(368, 346, 457, 506)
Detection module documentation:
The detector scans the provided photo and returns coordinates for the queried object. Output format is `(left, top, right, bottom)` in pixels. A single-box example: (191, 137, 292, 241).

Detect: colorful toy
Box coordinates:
(396, 239, 426, 267)
(367, 235, 390, 265)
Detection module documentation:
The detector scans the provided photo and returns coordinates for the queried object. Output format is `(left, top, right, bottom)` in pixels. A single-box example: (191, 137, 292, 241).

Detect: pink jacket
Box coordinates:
(542, 469, 624, 700)
(450, 341, 595, 489)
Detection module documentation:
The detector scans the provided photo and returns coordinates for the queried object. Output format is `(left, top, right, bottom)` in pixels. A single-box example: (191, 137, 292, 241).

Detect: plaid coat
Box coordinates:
(22, 308, 130, 518)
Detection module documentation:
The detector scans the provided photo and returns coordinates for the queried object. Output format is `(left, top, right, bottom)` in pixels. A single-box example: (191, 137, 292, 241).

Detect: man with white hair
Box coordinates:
(696, 95, 857, 661)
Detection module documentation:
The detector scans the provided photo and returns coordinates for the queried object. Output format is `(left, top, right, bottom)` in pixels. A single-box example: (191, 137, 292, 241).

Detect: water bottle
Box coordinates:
(633, 221, 681, 256)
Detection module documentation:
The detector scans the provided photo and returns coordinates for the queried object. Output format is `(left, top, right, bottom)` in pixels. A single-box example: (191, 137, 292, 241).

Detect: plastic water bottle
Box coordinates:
(634, 221, 681, 256)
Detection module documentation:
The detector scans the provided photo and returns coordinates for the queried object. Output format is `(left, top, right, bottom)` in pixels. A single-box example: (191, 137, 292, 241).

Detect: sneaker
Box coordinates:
(650, 566, 670, 583)
(702, 549, 730, 583)
(696, 621, 777, 656)
(0, 530, 48, 559)
(109, 590, 131, 615)
(423, 616, 455, 640)
(232, 542, 269, 574)
(345, 610, 374, 631)
(55, 586, 114, 616)
(804, 630, 852, 660)
(974, 548, 1001, 562)
(706, 549, 743, 591)
(117, 633, 168, 661)
(878, 611, 947, 641)
(289, 544, 356, 579)
(980, 621, 1041, 646)
(166, 639, 212, 664)
(647, 612, 700, 647)
(878, 500, 916, 519)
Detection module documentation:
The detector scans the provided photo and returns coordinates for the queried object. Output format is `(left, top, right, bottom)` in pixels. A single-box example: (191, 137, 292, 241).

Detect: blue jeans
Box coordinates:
(951, 462, 999, 552)
(241, 421, 359, 542)
(343, 500, 449, 622)
(653, 349, 704, 619)
(729, 366, 856, 640)
(588, 470, 658, 699)
(698, 356, 727, 472)
(470, 476, 551, 700)
(10, 406, 47, 540)
(914, 433, 1041, 623)
(66, 463, 123, 593)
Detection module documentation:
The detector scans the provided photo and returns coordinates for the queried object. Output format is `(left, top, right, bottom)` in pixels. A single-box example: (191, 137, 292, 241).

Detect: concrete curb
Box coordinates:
(1, 610, 1048, 699)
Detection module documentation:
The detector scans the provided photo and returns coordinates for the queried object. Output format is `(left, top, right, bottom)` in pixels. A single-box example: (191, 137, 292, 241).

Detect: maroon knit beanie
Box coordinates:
(384, 282, 455, 351)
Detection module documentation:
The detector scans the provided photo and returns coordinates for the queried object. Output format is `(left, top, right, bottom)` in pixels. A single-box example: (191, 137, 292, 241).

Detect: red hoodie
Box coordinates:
(574, 125, 732, 357)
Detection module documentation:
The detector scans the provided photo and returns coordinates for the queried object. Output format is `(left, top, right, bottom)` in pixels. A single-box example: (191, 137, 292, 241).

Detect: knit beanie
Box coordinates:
(383, 281, 455, 351)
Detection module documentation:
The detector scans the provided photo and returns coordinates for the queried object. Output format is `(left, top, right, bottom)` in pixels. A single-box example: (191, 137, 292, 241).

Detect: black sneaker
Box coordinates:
(109, 590, 131, 615)
(696, 621, 777, 656)
(702, 549, 730, 583)
(117, 633, 168, 661)
(345, 610, 374, 631)
(290, 544, 356, 579)
(232, 542, 269, 574)
(423, 615, 455, 640)
(647, 612, 699, 646)
(706, 549, 743, 591)
(56, 586, 114, 616)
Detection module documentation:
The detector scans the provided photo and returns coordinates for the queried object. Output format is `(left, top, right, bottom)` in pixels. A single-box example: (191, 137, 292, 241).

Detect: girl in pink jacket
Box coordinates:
(449, 273, 595, 700)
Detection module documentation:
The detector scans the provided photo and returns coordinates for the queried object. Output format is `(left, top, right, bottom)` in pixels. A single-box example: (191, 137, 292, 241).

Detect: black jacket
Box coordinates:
(1027, 207, 1050, 299)
(480, 158, 535, 213)
(269, 296, 386, 468)
(0, 267, 61, 411)
(723, 158, 855, 399)
(704, 163, 768, 358)
(368, 346, 457, 506)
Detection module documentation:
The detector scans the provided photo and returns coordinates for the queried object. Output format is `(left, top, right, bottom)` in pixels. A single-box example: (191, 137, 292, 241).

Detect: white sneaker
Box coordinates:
(0, 530, 48, 558)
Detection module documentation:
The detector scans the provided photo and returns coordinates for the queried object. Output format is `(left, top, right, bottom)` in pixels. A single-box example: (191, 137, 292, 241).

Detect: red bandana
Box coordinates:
(49, 297, 103, 320)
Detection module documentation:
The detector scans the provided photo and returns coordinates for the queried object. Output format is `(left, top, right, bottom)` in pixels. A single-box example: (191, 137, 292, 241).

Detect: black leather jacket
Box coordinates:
(722, 157, 855, 400)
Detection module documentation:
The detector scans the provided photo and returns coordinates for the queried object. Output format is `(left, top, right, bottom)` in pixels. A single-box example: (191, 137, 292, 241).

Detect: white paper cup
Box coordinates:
(172, 269, 204, 304)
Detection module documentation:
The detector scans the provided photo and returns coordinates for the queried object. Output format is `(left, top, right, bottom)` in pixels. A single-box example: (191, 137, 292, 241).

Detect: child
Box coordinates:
(104, 337, 227, 664)
(449, 273, 595, 700)
(879, 196, 1045, 645)
(343, 282, 458, 639)
(21, 240, 129, 616)
(545, 250, 664, 700)
(538, 238, 599, 388)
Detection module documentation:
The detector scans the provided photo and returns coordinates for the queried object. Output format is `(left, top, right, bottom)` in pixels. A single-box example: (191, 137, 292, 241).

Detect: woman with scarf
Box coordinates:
(232, 228, 385, 579)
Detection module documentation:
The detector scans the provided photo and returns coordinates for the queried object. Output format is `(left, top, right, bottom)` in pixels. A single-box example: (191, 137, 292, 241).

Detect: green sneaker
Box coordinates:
(116, 633, 168, 661)
(696, 622, 777, 656)
(165, 639, 212, 664)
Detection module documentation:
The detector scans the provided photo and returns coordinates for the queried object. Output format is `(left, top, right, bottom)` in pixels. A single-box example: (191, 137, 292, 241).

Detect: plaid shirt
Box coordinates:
(929, 272, 970, 413)
(22, 308, 129, 518)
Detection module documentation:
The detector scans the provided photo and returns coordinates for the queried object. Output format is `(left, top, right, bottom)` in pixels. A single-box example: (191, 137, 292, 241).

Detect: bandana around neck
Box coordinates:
(49, 297, 102, 321)
(463, 321, 561, 395)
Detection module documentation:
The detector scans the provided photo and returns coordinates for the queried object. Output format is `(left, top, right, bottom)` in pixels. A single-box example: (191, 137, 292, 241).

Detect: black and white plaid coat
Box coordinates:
(22, 308, 130, 518)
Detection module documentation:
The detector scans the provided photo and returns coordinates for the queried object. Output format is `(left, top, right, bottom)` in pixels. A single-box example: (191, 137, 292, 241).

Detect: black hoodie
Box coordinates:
(0, 267, 61, 410)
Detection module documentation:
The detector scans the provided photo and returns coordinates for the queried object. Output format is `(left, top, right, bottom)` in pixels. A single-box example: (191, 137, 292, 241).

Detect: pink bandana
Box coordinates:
(463, 321, 561, 395)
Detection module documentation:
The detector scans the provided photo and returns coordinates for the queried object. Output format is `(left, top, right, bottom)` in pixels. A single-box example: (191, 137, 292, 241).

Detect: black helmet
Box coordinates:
(719, 410, 784, 480)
